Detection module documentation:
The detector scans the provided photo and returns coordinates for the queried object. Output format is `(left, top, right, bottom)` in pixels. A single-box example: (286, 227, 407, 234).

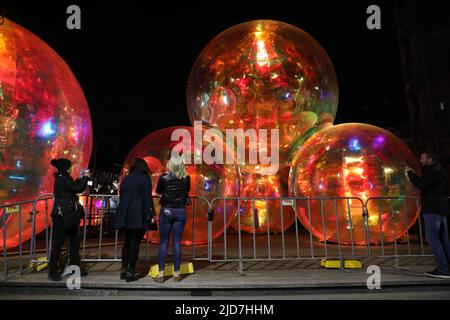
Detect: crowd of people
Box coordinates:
(47, 151, 450, 283)
(48, 156, 190, 283)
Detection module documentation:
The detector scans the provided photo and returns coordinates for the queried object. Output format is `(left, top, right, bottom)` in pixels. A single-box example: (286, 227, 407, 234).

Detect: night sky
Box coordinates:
(3, 0, 407, 172)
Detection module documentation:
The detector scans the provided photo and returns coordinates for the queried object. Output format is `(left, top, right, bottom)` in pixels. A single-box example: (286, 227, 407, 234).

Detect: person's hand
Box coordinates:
(404, 166, 413, 175)
(83, 169, 91, 178)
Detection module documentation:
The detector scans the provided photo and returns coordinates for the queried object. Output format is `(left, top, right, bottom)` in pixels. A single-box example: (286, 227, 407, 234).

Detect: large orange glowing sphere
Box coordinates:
(187, 20, 338, 173)
(120, 127, 240, 245)
(288, 123, 421, 245)
(231, 168, 295, 234)
(0, 19, 92, 250)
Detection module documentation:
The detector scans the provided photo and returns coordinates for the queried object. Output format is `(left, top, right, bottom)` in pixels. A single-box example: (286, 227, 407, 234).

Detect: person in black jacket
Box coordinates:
(154, 156, 191, 283)
(406, 152, 450, 278)
(49, 158, 90, 281)
(114, 158, 155, 282)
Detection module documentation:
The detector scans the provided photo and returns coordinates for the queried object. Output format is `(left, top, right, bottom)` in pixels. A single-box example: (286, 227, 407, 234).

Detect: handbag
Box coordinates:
(56, 198, 81, 229)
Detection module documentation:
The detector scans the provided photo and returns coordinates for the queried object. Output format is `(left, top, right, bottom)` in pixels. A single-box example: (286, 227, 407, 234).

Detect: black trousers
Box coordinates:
(121, 229, 145, 270)
(49, 217, 81, 275)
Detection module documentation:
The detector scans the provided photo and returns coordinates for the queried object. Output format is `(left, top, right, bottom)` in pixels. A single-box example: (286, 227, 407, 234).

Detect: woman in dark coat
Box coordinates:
(49, 158, 90, 281)
(114, 158, 156, 282)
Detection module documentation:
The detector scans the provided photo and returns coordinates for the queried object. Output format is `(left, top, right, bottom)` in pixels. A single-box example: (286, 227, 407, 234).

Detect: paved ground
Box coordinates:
(1, 256, 450, 299)
(1, 231, 449, 300)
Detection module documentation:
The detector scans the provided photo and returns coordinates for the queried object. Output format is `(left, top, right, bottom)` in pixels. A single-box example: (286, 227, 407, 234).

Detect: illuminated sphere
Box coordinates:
(187, 20, 338, 173)
(231, 168, 295, 234)
(288, 123, 421, 245)
(0, 19, 92, 250)
(120, 126, 240, 245)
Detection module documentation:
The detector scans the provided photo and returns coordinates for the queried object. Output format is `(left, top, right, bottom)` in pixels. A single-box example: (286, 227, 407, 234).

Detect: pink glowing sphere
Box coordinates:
(120, 126, 240, 245)
(187, 20, 338, 173)
(288, 123, 421, 245)
(0, 19, 92, 250)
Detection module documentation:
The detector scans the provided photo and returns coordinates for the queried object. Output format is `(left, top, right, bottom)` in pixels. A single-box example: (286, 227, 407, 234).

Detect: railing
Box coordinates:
(207, 196, 425, 274)
(1, 194, 442, 281)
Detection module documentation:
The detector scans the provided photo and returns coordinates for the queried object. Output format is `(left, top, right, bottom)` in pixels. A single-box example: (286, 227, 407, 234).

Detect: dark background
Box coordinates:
(3, 0, 408, 172)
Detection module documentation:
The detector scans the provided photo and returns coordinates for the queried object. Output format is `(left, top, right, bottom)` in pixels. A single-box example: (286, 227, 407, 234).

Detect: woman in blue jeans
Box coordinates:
(154, 156, 191, 282)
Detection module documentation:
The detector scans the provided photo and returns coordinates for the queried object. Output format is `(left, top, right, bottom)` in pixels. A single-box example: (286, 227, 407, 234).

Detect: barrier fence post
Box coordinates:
(115, 229, 120, 260)
(265, 200, 271, 260)
(333, 199, 345, 271)
(251, 199, 256, 259)
(377, 199, 385, 256)
(207, 200, 214, 262)
(223, 198, 227, 261)
(292, 200, 300, 259)
(280, 199, 286, 259)
(390, 202, 401, 268)
(44, 198, 49, 262)
(2, 207, 7, 280)
(415, 197, 425, 255)
(320, 199, 327, 258)
(29, 201, 37, 271)
(18, 204, 23, 274)
(364, 202, 371, 257)
(48, 215, 54, 263)
(403, 199, 411, 255)
(98, 196, 105, 259)
(362, 204, 369, 257)
(237, 198, 244, 275)
(345, 198, 355, 257)
(82, 194, 88, 261)
(307, 198, 314, 258)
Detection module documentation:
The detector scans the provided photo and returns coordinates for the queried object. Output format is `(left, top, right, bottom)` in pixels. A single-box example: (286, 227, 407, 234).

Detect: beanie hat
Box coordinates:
(50, 158, 72, 172)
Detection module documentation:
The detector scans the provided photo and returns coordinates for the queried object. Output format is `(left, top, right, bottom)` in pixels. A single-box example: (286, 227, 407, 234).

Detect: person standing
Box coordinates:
(114, 158, 156, 282)
(49, 158, 90, 281)
(154, 156, 190, 283)
(406, 152, 450, 278)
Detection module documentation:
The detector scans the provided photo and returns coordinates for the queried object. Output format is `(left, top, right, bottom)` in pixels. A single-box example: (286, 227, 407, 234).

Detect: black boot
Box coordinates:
(125, 268, 138, 282)
(48, 266, 62, 281)
(120, 265, 128, 280)
(80, 268, 88, 277)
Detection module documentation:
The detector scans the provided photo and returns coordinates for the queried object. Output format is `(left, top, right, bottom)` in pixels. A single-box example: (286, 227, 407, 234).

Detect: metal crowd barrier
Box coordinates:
(1, 194, 444, 280)
(208, 196, 369, 274)
(0, 194, 53, 281)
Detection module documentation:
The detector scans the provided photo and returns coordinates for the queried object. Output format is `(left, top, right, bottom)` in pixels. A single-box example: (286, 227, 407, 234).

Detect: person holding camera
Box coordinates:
(49, 158, 90, 281)
(114, 158, 156, 282)
(406, 152, 450, 279)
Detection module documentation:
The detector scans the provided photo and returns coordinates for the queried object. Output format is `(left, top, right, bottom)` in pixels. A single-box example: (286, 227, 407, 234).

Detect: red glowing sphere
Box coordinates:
(120, 126, 240, 245)
(288, 123, 421, 245)
(0, 19, 92, 250)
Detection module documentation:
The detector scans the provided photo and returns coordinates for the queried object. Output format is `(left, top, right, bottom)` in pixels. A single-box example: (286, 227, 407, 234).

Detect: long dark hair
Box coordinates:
(129, 158, 150, 175)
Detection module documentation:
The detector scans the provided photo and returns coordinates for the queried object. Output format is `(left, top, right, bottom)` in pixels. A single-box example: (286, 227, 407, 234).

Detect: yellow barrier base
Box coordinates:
(149, 262, 194, 278)
(30, 257, 48, 272)
(320, 259, 363, 269)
